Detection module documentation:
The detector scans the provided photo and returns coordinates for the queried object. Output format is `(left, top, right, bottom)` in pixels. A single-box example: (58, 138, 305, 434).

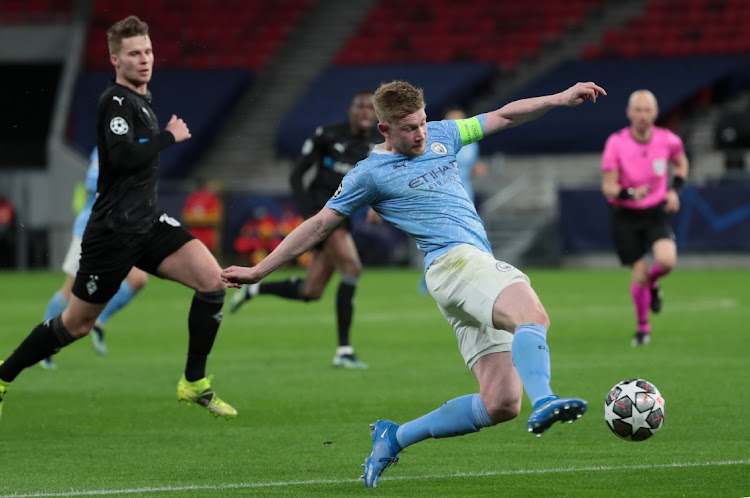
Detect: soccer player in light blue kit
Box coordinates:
(40, 148, 148, 369)
(222, 80, 606, 488)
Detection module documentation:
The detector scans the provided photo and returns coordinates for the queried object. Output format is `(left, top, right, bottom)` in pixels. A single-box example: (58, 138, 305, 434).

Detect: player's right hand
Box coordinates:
(221, 266, 259, 287)
(166, 114, 191, 142)
(562, 81, 607, 106)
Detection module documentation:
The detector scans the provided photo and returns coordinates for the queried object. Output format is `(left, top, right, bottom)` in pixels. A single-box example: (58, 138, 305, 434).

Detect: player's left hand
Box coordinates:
(562, 82, 607, 107)
(221, 265, 260, 287)
(665, 189, 681, 212)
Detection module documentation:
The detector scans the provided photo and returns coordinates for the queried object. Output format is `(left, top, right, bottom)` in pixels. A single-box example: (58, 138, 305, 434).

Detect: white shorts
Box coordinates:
(61, 235, 82, 277)
(425, 244, 530, 370)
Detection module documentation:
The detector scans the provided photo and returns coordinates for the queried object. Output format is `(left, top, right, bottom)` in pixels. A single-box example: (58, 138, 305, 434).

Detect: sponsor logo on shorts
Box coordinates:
(495, 261, 515, 272)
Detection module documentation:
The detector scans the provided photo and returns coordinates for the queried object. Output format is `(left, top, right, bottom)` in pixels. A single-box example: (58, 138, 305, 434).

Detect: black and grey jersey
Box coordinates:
(289, 122, 381, 217)
(89, 82, 175, 233)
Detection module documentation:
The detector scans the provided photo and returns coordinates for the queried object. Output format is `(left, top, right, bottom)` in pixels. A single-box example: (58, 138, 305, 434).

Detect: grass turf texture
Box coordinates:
(0, 267, 748, 497)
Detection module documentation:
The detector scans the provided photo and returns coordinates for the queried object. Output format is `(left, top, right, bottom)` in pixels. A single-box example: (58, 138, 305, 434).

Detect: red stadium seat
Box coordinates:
(586, 0, 750, 59)
(82, 0, 312, 70)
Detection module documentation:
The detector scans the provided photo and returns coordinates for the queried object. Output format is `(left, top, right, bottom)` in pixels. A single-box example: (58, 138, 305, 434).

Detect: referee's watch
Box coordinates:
(618, 187, 636, 200)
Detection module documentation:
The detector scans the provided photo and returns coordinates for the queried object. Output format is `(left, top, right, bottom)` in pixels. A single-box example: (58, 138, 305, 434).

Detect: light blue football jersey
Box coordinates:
(326, 116, 491, 273)
(72, 148, 99, 238)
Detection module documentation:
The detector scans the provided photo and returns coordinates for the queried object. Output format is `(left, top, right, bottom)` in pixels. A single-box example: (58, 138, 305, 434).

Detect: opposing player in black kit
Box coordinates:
(0, 15, 236, 422)
(230, 91, 380, 369)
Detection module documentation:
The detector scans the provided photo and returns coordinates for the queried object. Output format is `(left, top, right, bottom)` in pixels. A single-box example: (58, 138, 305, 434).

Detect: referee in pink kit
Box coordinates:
(601, 90, 689, 346)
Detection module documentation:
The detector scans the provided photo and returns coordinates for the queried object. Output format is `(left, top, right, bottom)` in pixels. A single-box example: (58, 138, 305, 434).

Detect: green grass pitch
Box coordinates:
(0, 267, 748, 497)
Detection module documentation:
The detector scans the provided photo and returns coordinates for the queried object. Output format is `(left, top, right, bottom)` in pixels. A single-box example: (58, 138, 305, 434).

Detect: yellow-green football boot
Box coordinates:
(177, 375, 237, 418)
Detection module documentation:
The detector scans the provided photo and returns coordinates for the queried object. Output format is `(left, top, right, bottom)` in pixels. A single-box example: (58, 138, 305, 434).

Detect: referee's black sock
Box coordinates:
(185, 289, 224, 382)
(0, 315, 75, 382)
(259, 277, 306, 301)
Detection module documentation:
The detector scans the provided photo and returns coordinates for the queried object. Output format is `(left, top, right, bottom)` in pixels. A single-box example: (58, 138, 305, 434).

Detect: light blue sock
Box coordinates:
(97, 281, 137, 325)
(44, 291, 68, 320)
(511, 323, 554, 407)
(395, 394, 492, 450)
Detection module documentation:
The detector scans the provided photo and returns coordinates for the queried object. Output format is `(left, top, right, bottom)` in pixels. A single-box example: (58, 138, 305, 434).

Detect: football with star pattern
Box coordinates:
(604, 378, 665, 441)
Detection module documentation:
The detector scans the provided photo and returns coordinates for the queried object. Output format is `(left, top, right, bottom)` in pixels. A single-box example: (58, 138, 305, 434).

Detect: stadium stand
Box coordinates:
(582, 0, 750, 59)
(0, 0, 71, 24)
(83, 0, 312, 71)
(336, 0, 606, 70)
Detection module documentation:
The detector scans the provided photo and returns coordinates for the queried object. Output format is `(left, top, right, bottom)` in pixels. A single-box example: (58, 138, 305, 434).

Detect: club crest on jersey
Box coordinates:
(495, 261, 515, 272)
(110, 117, 129, 135)
(652, 158, 666, 176)
(430, 142, 448, 155)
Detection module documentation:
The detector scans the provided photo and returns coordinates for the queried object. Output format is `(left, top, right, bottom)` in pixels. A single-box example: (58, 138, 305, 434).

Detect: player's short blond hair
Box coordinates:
(373, 81, 425, 125)
(107, 15, 149, 55)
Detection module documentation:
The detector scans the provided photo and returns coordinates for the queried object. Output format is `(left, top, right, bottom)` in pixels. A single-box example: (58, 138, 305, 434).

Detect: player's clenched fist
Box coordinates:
(166, 114, 191, 142)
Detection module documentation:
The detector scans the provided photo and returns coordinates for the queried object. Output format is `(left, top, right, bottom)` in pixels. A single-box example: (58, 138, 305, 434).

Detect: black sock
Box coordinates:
(0, 315, 74, 382)
(336, 278, 358, 348)
(185, 289, 224, 382)
(259, 277, 305, 301)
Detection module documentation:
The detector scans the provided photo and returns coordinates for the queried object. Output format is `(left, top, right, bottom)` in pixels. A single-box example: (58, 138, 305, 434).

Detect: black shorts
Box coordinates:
(72, 214, 194, 303)
(611, 203, 674, 266)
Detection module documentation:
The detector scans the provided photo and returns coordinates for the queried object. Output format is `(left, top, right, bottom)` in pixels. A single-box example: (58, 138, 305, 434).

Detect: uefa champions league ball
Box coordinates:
(604, 378, 665, 441)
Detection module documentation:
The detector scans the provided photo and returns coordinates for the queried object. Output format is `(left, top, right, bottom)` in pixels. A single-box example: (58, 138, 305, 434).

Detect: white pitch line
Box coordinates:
(1, 459, 748, 497)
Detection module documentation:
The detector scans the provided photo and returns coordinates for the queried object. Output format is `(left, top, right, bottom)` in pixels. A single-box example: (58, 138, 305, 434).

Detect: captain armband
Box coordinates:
(456, 117, 484, 145)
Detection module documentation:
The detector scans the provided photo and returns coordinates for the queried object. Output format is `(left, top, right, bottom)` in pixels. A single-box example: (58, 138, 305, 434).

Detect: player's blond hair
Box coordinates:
(373, 81, 425, 125)
(107, 15, 149, 55)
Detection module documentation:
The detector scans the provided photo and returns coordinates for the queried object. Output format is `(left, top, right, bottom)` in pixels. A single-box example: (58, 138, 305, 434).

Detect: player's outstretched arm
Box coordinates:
(484, 82, 606, 135)
(221, 207, 344, 287)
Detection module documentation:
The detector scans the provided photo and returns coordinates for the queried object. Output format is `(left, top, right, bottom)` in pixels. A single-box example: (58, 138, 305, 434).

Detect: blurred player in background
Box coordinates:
(39, 148, 148, 370)
(0, 15, 236, 422)
(229, 90, 381, 369)
(601, 90, 689, 347)
(222, 79, 606, 487)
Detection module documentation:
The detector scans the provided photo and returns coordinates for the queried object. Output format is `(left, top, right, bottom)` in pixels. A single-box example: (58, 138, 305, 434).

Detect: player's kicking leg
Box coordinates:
(156, 238, 236, 418)
(492, 282, 588, 435)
